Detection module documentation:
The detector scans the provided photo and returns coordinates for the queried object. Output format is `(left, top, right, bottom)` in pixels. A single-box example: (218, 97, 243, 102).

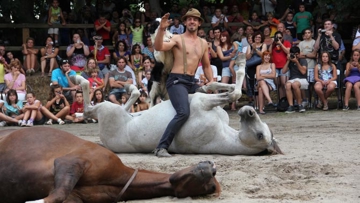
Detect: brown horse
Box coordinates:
(0, 127, 220, 203)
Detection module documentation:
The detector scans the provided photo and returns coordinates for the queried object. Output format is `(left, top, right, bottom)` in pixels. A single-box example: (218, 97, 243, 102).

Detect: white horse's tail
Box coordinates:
(69, 75, 93, 118)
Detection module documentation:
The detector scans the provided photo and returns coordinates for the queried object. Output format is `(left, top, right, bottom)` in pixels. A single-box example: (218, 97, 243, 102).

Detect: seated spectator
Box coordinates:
(314, 52, 337, 111)
(169, 3, 181, 20)
(102, 0, 116, 15)
(108, 56, 133, 105)
(216, 31, 236, 84)
(256, 51, 277, 114)
(90, 88, 105, 106)
(45, 84, 70, 125)
(343, 49, 360, 110)
(5, 52, 24, 75)
(139, 57, 153, 83)
(112, 21, 131, 49)
(0, 89, 23, 126)
(142, 36, 155, 62)
(201, 5, 212, 23)
(113, 40, 131, 64)
(22, 37, 39, 75)
(136, 91, 149, 112)
(4, 59, 26, 101)
(143, 2, 153, 23)
(206, 28, 215, 42)
(243, 11, 263, 31)
(282, 46, 308, 113)
(66, 33, 90, 73)
(169, 17, 184, 34)
(110, 10, 121, 26)
(120, 93, 134, 113)
(51, 59, 81, 102)
(94, 12, 112, 45)
(87, 68, 104, 93)
(262, 26, 273, 49)
(120, 8, 134, 28)
(130, 44, 143, 85)
(197, 28, 207, 39)
(90, 35, 110, 89)
(40, 36, 59, 77)
(211, 8, 229, 31)
(65, 90, 86, 123)
(81, 58, 104, 79)
(293, 3, 312, 41)
(21, 92, 65, 126)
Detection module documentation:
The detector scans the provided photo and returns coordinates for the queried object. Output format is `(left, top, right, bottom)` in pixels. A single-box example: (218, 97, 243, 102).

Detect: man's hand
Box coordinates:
(160, 13, 172, 29)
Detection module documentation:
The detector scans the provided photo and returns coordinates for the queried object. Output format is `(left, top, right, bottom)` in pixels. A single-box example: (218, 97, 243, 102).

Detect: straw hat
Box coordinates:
(181, 8, 204, 23)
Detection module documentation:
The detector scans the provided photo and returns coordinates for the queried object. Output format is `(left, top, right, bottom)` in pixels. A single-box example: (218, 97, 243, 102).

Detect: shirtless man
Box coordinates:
(153, 9, 213, 157)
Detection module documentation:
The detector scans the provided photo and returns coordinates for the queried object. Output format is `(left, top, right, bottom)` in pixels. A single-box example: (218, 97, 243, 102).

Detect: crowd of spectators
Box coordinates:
(0, 0, 360, 126)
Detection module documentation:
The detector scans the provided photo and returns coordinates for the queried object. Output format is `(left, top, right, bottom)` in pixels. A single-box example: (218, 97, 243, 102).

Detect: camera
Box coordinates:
(290, 53, 295, 59)
(321, 29, 326, 33)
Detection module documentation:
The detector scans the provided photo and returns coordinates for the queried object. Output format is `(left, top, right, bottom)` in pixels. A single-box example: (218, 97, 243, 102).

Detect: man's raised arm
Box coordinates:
(154, 13, 175, 51)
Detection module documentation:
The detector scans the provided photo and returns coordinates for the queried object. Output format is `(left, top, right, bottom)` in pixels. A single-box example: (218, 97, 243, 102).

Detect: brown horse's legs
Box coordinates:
(44, 156, 88, 203)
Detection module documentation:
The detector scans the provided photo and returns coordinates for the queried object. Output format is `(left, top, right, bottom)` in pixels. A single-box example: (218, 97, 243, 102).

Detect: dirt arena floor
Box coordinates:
(4, 107, 360, 202)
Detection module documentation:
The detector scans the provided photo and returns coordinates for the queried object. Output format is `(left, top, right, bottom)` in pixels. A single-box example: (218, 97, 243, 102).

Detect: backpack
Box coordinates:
(277, 97, 289, 112)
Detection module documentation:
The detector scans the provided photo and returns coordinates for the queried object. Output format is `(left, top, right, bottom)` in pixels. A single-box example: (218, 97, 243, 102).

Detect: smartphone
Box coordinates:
(77, 39, 80, 43)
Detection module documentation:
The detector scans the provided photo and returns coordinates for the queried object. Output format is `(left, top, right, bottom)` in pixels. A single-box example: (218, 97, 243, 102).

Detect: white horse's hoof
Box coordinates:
(25, 200, 44, 203)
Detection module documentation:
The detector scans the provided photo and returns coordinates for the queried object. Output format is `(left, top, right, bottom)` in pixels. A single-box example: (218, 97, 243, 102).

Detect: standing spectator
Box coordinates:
(66, 33, 90, 73)
(94, 12, 112, 45)
(108, 56, 133, 105)
(343, 49, 360, 110)
(211, 8, 229, 31)
(40, 36, 59, 77)
(47, 0, 66, 46)
(22, 37, 39, 75)
(271, 31, 291, 99)
(90, 35, 110, 89)
(282, 46, 308, 113)
(314, 19, 342, 66)
(4, 60, 26, 101)
(314, 52, 337, 111)
(260, 0, 277, 17)
(169, 17, 184, 34)
(283, 12, 297, 41)
(293, 3, 313, 41)
(227, 5, 244, 34)
(130, 18, 144, 49)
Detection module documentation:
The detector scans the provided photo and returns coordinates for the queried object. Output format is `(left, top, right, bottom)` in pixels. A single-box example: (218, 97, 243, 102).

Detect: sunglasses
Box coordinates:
(62, 59, 69, 64)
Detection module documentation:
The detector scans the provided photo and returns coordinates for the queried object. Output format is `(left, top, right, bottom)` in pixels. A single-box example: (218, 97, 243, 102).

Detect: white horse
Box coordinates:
(71, 56, 282, 155)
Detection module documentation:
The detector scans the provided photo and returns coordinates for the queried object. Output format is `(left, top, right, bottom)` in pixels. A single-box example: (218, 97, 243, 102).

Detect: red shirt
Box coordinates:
(272, 40, 291, 69)
(89, 45, 110, 61)
(70, 101, 84, 115)
(88, 77, 103, 88)
(94, 20, 111, 40)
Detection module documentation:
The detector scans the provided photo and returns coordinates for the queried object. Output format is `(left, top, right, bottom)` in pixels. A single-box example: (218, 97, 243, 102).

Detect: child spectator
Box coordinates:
(130, 18, 144, 49)
(140, 70, 151, 94)
(262, 12, 279, 37)
(89, 35, 110, 89)
(66, 90, 85, 123)
(136, 91, 149, 112)
(90, 89, 105, 106)
(47, 0, 66, 46)
(21, 92, 65, 126)
(45, 84, 70, 125)
(120, 94, 134, 113)
(22, 37, 39, 75)
(130, 44, 143, 85)
(112, 21, 131, 49)
(169, 17, 184, 34)
(138, 56, 152, 86)
(88, 68, 104, 92)
(94, 12, 112, 45)
(1, 89, 23, 125)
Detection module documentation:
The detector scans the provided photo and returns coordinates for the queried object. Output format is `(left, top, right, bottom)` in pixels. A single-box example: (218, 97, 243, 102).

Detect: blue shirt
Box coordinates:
(51, 68, 76, 88)
(4, 100, 23, 116)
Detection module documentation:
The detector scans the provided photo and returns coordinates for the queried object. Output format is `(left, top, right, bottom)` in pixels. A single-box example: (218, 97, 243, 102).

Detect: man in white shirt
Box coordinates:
(169, 17, 184, 34)
(211, 8, 228, 31)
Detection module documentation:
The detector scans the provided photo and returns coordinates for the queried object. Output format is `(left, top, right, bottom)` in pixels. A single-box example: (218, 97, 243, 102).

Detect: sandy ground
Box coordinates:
(5, 108, 360, 202)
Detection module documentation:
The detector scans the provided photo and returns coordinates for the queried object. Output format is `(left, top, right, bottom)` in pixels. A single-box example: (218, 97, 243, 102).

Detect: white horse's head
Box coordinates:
(238, 106, 283, 155)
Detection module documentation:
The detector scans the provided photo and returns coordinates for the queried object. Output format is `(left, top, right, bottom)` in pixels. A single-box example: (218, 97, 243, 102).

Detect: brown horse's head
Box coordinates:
(169, 161, 220, 198)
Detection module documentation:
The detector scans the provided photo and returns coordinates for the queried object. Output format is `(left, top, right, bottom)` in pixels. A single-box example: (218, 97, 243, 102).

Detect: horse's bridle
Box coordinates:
(114, 169, 139, 202)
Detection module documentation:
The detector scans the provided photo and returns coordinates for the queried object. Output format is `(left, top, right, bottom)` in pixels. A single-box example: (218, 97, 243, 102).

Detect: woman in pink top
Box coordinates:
(4, 59, 26, 101)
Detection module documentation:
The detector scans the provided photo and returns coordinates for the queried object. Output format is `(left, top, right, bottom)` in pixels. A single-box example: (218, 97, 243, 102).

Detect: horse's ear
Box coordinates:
(268, 130, 284, 155)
